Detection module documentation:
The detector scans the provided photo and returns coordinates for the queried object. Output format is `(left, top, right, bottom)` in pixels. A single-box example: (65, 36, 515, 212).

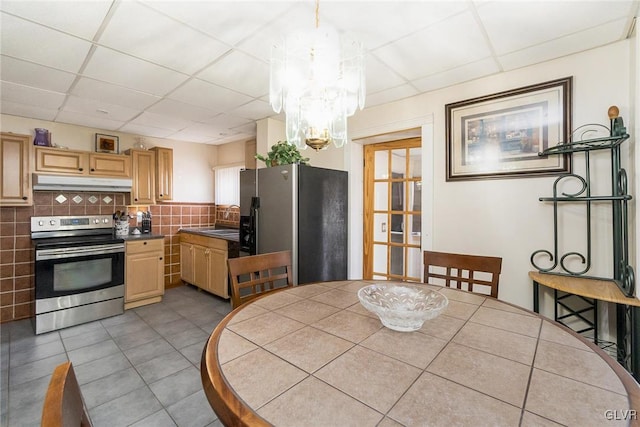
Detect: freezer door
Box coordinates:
(239, 169, 256, 217)
(298, 165, 348, 284)
(256, 165, 295, 257)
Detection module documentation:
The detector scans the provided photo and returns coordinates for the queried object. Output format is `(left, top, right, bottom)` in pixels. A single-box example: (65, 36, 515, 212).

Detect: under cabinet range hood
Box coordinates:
(33, 174, 132, 192)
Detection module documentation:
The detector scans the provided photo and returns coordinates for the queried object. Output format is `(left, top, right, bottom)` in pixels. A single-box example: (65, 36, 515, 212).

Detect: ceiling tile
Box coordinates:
(0, 55, 76, 92)
(0, 12, 92, 72)
(0, 0, 111, 39)
(373, 11, 492, 81)
(197, 50, 269, 98)
(229, 99, 273, 121)
(82, 47, 190, 96)
(71, 77, 161, 110)
(99, 1, 230, 74)
(1, 101, 58, 122)
(166, 129, 218, 144)
(168, 79, 253, 111)
(478, 0, 633, 55)
(201, 113, 252, 129)
(365, 84, 419, 108)
(127, 111, 191, 132)
(365, 55, 407, 94)
(62, 95, 142, 122)
(498, 18, 628, 71)
(142, 0, 296, 46)
(1, 81, 66, 109)
(412, 58, 500, 93)
(56, 110, 124, 132)
(147, 99, 218, 122)
(118, 122, 175, 138)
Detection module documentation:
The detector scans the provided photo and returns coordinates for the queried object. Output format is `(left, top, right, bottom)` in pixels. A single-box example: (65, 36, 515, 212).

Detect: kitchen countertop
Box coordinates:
(179, 227, 239, 242)
(120, 233, 165, 241)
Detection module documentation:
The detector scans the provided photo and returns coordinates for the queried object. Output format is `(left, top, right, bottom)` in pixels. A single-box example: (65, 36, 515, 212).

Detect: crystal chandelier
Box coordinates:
(269, 0, 365, 151)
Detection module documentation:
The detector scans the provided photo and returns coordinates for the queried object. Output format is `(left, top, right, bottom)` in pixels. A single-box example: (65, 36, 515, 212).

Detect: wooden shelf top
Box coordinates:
(529, 271, 640, 307)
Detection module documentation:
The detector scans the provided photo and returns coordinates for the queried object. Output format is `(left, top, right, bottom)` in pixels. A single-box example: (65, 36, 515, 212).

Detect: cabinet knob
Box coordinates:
(159, 194, 163, 197)
(78, 168, 83, 171)
(22, 196, 27, 200)
(134, 198, 138, 202)
(159, 257, 163, 260)
(143, 241, 147, 245)
(90, 168, 95, 172)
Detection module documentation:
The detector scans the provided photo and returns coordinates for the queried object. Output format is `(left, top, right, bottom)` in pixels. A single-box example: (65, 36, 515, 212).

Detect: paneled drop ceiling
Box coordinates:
(1, 0, 638, 145)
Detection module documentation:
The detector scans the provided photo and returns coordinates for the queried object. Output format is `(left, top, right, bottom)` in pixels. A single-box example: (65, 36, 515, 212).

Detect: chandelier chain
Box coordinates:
(315, 0, 320, 28)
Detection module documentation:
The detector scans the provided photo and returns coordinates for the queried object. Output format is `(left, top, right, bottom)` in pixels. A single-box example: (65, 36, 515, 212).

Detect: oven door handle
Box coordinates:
(36, 244, 125, 260)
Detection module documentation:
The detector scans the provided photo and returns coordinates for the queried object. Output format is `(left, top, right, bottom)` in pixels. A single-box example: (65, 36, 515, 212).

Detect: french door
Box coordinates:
(363, 138, 422, 281)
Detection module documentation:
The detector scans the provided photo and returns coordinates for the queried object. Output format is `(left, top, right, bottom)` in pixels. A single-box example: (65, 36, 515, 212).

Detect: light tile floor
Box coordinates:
(1, 285, 232, 427)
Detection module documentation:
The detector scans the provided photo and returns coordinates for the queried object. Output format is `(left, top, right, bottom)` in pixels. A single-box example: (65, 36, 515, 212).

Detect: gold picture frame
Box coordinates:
(95, 133, 119, 154)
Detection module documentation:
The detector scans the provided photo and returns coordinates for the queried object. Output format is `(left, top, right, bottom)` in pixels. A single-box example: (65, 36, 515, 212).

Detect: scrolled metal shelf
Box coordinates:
(539, 195, 632, 202)
(538, 132, 629, 156)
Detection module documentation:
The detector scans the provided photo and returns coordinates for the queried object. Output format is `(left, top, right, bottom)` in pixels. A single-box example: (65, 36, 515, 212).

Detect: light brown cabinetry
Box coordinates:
(127, 149, 155, 205)
(150, 147, 173, 201)
(180, 233, 230, 299)
(125, 238, 164, 309)
(0, 132, 31, 206)
(35, 147, 130, 177)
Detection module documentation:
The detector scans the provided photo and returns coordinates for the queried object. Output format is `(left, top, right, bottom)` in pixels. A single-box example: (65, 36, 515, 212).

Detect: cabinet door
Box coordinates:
(125, 241, 164, 303)
(180, 243, 195, 284)
(207, 248, 229, 298)
(154, 147, 173, 201)
(0, 133, 31, 206)
(89, 153, 131, 177)
(36, 147, 87, 175)
(130, 149, 155, 204)
(193, 245, 210, 289)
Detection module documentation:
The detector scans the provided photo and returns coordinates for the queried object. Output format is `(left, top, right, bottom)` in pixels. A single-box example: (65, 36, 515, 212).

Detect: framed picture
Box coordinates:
(445, 77, 572, 181)
(95, 133, 119, 154)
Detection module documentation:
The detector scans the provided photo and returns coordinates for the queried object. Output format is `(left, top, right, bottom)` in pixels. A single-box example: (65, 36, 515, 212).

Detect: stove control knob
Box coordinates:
(94, 218, 100, 224)
(38, 220, 44, 226)
(49, 220, 56, 226)
(103, 218, 110, 224)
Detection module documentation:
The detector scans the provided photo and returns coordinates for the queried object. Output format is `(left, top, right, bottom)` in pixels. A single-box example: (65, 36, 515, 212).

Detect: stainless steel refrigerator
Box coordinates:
(239, 165, 348, 285)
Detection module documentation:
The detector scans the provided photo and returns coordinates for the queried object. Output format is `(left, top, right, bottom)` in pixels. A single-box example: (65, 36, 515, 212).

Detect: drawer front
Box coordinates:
(126, 238, 163, 255)
(180, 232, 229, 250)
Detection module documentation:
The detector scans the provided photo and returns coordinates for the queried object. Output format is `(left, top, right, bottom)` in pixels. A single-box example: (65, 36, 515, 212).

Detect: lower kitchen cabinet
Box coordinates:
(180, 233, 230, 299)
(125, 238, 164, 309)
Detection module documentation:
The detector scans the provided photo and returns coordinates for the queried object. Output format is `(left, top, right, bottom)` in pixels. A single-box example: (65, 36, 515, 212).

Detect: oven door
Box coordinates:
(35, 243, 124, 300)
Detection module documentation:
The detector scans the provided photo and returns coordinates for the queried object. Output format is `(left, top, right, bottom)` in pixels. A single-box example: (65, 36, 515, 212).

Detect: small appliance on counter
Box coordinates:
(141, 211, 152, 233)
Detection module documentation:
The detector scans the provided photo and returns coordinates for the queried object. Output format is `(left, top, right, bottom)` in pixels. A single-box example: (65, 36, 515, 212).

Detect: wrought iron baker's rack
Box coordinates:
(530, 107, 638, 376)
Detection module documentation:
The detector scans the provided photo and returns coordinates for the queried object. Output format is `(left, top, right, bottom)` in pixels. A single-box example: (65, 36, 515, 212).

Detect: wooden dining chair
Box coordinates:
(41, 361, 92, 427)
(423, 250, 502, 298)
(227, 250, 294, 309)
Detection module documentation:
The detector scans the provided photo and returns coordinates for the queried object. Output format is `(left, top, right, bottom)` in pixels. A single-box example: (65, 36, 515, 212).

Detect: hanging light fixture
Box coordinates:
(269, 0, 365, 151)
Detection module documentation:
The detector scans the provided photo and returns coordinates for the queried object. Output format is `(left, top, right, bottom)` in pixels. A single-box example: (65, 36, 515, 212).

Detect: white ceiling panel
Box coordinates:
(197, 50, 269, 98)
(82, 47, 190, 96)
(71, 78, 161, 110)
(99, 1, 231, 75)
(168, 79, 253, 112)
(0, 1, 637, 145)
(498, 18, 629, 71)
(0, 0, 112, 39)
(62, 95, 142, 123)
(55, 110, 124, 132)
(1, 81, 66, 110)
(0, 12, 92, 72)
(147, 99, 218, 122)
(127, 111, 191, 132)
(0, 56, 76, 92)
(0, 100, 58, 122)
(372, 11, 492, 81)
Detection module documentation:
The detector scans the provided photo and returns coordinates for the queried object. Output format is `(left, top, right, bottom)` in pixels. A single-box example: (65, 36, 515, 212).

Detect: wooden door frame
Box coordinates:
(363, 137, 422, 280)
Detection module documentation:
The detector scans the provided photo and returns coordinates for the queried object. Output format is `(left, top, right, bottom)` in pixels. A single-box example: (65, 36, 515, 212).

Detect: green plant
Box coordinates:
(255, 141, 310, 167)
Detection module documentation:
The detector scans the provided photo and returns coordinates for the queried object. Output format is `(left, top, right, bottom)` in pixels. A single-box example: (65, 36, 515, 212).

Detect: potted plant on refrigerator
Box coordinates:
(255, 141, 310, 167)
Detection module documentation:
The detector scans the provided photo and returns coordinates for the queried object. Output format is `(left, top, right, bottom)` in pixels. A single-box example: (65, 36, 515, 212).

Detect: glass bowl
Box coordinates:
(357, 283, 448, 332)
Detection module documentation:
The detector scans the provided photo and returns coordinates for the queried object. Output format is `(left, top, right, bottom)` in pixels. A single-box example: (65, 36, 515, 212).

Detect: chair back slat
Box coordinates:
(423, 251, 502, 298)
(227, 250, 293, 309)
(42, 361, 92, 427)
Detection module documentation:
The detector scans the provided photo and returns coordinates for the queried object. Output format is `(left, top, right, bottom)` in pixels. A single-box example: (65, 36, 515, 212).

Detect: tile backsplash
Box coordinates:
(0, 191, 230, 323)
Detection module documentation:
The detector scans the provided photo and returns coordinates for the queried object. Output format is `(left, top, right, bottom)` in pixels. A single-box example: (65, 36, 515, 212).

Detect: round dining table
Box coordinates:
(201, 280, 640, 426)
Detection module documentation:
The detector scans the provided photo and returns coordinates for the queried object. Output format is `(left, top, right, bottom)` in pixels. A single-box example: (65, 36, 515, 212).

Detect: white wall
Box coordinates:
(0, 114, 218, 202)
(349, 40, 634, 311)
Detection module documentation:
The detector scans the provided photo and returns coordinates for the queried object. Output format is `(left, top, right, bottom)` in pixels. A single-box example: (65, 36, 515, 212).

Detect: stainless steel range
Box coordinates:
(31, 215, 125, 334)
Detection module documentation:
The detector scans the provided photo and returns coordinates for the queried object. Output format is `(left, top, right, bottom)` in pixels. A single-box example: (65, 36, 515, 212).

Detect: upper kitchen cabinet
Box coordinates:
(126, 149, 155, 205)
(35, 147, 130, 178)
(0, 132, 31, 206)
(150, 147, 173, 201)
